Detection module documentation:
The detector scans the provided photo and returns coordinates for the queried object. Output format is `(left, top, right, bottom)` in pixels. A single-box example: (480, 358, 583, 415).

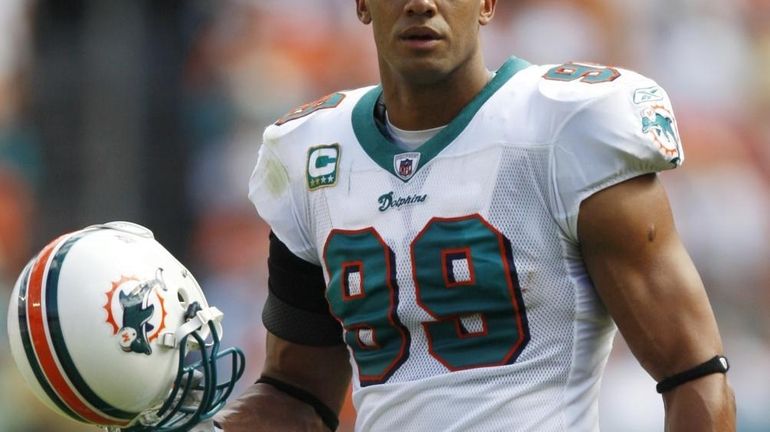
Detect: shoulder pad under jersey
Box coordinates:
(536, 62, 684, 242)
(249, 87, 372, 263)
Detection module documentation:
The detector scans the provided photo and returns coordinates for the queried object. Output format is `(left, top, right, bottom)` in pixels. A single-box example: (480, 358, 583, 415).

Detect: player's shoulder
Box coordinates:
(508, 61, 677, 145)
(519, 63, 683, 241)
(263, 86, 373, 146)
(513, 61, 665, 109)
(253, 86, 372, 203)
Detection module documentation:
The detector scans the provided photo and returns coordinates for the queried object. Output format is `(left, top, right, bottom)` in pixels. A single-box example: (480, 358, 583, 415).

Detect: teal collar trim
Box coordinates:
(351, 57, 531, 181)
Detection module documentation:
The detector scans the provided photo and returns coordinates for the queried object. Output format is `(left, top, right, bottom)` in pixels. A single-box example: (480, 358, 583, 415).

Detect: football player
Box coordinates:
(215, 0, 735, 431)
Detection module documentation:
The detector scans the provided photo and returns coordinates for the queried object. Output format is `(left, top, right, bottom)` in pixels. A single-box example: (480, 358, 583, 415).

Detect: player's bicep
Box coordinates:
(577, 174, 723, 380)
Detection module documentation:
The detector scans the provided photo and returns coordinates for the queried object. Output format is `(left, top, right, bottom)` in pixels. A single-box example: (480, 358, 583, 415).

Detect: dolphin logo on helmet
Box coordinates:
(117, 269, 166, 355)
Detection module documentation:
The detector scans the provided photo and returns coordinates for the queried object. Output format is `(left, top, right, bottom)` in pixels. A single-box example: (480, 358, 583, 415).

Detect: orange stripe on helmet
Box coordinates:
(26, 234, 131, 427)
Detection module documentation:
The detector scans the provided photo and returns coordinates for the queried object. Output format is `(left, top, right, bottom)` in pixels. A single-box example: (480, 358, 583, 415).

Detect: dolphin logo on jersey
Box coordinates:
(642, 112, 676, 143)
(641, 105, 680, 159)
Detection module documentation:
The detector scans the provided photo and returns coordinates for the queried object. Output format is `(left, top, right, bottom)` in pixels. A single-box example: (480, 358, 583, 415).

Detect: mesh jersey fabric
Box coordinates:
(248, 57, 683, 431)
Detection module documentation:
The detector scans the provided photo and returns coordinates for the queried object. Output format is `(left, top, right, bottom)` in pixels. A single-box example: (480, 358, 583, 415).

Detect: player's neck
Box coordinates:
(380, 54, 491, 131)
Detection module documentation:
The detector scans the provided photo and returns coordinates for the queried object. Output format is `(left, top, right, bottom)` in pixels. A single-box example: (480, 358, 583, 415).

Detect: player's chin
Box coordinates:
(393, 54, 453, 83)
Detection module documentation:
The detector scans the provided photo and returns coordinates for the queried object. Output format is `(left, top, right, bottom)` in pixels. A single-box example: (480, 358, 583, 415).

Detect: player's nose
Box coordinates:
(405, 0, 437, 18)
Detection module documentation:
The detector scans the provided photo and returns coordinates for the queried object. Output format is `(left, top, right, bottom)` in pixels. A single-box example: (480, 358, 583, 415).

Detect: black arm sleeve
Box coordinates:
(262, 231, 344, 346)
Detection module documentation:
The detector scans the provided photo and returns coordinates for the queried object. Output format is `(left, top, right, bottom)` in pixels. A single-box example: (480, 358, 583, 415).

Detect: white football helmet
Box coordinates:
(7, 221, 245, 431)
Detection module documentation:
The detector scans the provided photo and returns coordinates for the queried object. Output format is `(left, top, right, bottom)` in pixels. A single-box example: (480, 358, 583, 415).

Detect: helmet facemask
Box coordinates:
(117, 302, 245, 432)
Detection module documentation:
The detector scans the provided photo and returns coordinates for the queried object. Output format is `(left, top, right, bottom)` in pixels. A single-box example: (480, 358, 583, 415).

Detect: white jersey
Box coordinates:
(249, 57, 683, 431)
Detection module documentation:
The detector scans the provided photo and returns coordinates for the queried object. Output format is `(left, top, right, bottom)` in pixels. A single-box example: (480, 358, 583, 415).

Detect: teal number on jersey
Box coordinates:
(324, 228, 409, 385)
(275, 92, 346, 126)
(543, 63, 620, 84)
(412, 216, 529, 370)
(324, 215, 530, 386)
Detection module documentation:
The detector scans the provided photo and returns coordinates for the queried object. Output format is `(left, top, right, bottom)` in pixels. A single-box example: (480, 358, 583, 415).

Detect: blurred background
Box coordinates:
(0, 0, 768, 431)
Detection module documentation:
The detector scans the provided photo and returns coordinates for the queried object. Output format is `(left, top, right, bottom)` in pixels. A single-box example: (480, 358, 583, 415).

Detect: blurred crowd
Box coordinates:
(0, 0, 768, 431)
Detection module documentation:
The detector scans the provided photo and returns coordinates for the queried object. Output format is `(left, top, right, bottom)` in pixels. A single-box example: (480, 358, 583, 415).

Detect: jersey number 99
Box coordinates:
(324, 214, 530, 386)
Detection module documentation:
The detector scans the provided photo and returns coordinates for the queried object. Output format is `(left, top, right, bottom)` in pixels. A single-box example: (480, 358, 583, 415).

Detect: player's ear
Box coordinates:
(479, 0, 496, 26)
(356, 0, 372, 25)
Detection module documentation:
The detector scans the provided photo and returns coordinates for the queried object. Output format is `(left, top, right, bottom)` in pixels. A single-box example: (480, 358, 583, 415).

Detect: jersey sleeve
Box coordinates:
(551, 77, 684, 243)
(248, 127, 319, 264)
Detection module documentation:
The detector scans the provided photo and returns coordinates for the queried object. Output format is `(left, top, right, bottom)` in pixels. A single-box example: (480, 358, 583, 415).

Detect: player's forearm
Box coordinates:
(215, 333, 351, 431)
(262, 332, 352, 414)
(214, 381, 330, 431)
(662, 374, 736, 432)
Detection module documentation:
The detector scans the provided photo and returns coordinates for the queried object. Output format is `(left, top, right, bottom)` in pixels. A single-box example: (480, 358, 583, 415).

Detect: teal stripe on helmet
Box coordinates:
(17, 258, 86, 423)
(45, 233, 139, 421)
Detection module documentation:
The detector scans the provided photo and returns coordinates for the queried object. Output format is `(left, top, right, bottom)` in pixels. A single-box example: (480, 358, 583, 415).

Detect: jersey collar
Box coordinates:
(351, 56, 531, 182)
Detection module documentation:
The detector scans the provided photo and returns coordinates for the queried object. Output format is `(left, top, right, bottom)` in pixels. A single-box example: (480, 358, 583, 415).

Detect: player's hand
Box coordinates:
(213, 382, 329, 431)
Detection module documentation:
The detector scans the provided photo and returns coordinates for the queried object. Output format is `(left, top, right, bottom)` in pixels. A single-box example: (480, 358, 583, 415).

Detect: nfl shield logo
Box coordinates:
(393, 152, 421, 181)
(399, 159, 412, 177)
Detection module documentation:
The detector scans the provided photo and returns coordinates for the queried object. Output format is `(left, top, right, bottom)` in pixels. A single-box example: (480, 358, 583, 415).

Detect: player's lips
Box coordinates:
(398, 26, 443, 49)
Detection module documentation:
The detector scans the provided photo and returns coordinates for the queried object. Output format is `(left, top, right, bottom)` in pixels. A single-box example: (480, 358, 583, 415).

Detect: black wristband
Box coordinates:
(656, 355, 730, 394)
(256, 375, 339, 431)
